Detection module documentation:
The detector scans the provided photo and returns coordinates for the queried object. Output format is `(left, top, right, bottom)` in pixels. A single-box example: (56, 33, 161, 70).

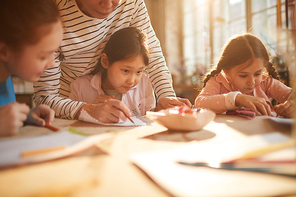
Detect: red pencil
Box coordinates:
(126, 115, 135, 124)
(44, 123, 60, 132)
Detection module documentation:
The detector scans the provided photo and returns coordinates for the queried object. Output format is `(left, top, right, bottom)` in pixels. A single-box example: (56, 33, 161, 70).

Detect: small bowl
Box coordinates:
(146, 107, 216, 131)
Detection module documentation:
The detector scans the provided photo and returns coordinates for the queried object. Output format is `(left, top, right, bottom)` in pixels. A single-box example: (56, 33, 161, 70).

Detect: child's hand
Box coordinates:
(0, 102, 30, 136)
(274, 100, 294, 118)
(94, 95, 115, 104)
(235, 94, 271, 116)
(80, 99, 131, 123)
(154, 97, 192, 111)
(25, 104, 55, 127)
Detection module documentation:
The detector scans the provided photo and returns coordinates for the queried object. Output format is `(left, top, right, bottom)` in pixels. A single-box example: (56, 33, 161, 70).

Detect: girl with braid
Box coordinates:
(195, 33, 294, 118)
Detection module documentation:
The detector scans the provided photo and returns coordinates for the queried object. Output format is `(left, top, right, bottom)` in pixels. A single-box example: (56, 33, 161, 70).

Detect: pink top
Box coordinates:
(195, 72, 292, 114)
(69, 73, 155, 116)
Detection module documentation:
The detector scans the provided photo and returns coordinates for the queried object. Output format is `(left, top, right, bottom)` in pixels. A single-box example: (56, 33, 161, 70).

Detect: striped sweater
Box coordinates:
(33, 0, 175, 119)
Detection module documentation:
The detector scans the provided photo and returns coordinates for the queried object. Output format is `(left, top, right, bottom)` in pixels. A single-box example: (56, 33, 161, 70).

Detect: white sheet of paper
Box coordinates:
(175, 132, 295, 163)
(79, 108, 147, 126)
(269, 117, 294, 125)
(0, 130, 111, 167)
(130, 132, 296, 197)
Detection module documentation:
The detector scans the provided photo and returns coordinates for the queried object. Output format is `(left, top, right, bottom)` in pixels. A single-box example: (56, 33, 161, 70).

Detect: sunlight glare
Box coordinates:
(229, 0, 242, 5)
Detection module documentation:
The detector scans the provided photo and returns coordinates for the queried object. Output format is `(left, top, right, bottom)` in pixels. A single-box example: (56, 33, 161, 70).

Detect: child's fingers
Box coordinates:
(33, 117, 46, 127)
(100, 110, 121, 123)
(97, 99, 130, 122)
(27, 105, 55, 126)
(281, 107, 294, 118)
(17, 103, 30, 114)
(245, 102, 258, 115)
(275, 101, 294, 118)
(38, 105, 55, 124)
(109, 99, 131, 117)
(256, 104, 271, 116)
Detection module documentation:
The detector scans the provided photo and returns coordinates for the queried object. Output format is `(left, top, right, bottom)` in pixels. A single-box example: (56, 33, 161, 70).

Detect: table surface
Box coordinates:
(0, 115, 295, 197)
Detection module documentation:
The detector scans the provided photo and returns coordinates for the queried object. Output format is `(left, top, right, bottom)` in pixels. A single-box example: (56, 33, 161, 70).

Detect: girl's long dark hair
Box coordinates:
(92, 27, 149, 75)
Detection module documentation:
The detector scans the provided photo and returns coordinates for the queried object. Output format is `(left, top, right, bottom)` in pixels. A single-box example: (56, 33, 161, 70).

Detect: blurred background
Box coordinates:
(13, 0, 296, 105)
(145, 0, 295, 103)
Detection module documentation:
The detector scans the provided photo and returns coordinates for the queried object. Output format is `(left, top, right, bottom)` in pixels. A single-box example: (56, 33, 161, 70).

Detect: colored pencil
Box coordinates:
(126, 115, 134, 124)
(232, 139, 296, 161)
(21, 146, 66, 157)
(45, 123, 60, 132)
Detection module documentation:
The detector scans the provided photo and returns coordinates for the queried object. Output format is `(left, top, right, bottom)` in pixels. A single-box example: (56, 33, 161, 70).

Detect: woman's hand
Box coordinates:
(274, 100, 294, 118)
(154, 97, 192, 111)
(0, 102, 30, 136)
(235, 94, 272, 116)
(78, 99, 131, 123)
(25, 104, 55, 126)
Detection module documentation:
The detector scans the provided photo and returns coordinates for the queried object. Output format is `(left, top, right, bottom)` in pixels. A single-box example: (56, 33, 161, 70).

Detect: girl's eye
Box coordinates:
(123, 69, 129, 73)
(137, 70, 143, 74)
(255, 73, 262, 76)
(239, 75, 247, 78)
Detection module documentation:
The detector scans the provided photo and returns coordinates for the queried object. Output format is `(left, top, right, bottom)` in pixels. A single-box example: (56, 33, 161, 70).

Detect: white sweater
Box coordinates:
(33, 0, 175, 119)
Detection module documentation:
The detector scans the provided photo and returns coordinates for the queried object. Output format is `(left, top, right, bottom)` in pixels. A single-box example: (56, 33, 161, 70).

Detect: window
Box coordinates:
(181, 0, 293, 85)
(183, 0, 209, 75)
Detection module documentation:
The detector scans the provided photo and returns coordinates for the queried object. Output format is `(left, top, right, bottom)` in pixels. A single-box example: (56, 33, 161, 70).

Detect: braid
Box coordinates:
(203, 67, 222, 87)
(266, 62, 279, 80)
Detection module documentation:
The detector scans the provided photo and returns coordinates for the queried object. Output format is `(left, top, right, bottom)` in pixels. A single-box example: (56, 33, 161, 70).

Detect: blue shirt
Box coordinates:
(0, 76, 16, 106)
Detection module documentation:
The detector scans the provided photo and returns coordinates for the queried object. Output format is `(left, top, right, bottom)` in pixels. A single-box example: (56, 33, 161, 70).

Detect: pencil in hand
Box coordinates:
(44, 123, 60, 132)
(275, 89, 293, 117)
(126, 115, 134, 124)
(116, 107, 134, 124)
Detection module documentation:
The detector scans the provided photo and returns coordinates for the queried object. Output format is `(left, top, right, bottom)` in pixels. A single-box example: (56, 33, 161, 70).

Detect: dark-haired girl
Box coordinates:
(69, 27, 155, 123)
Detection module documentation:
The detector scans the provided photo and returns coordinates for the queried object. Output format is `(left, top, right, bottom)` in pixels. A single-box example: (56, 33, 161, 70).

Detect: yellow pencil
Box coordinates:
(21, 146, 66, 157)
(233, 139, 295, 161)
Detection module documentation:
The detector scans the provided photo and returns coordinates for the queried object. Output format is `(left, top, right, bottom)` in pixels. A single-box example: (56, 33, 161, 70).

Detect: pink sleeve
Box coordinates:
(195, 78, 241, 113)
(265, 78, 292, 103)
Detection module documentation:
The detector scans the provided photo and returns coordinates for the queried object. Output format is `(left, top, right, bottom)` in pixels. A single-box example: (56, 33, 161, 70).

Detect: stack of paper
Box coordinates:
(130, 132, 296, 196)
(0, 130, 111, 167)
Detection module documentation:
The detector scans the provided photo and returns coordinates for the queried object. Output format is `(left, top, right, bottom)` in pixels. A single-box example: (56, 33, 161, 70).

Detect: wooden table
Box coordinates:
(0, 115, 295, 197)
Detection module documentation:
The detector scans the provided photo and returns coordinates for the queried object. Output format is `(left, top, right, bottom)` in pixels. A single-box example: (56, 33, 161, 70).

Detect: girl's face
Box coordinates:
(101, 54, 145, 94)
(76, 0, 121, 19)
(225, 58, 265, 94)
(6, 21, 63, 82)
